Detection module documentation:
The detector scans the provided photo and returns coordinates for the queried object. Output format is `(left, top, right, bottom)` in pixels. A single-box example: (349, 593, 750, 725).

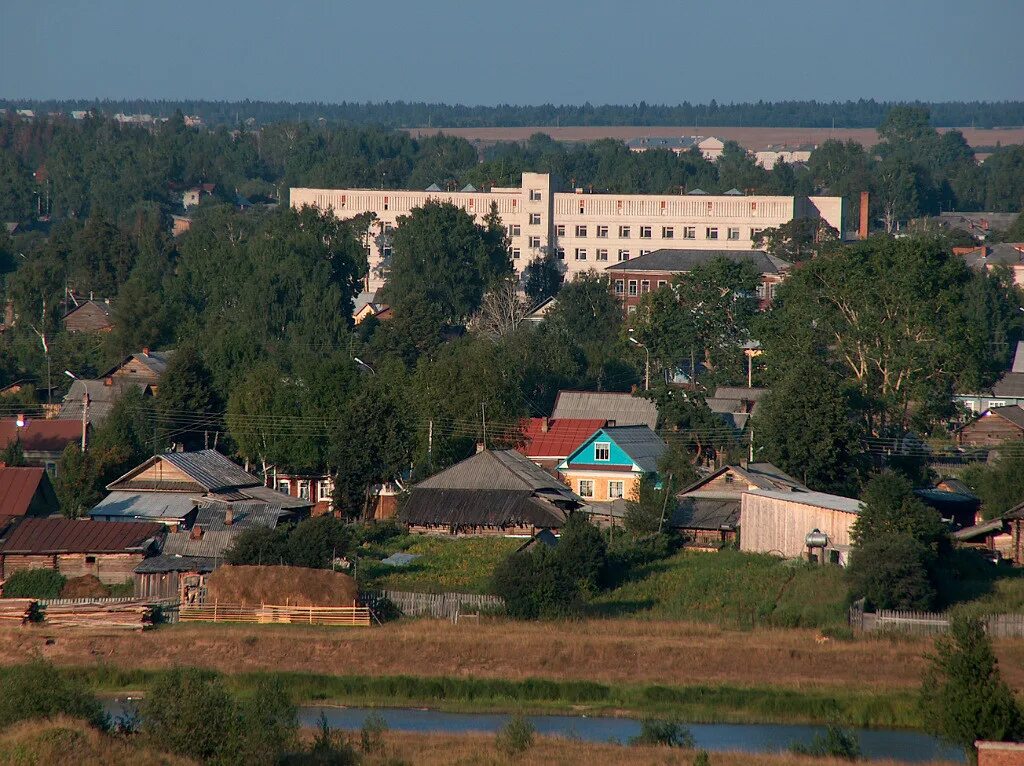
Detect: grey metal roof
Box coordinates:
(134, 553, 218, 574)
(417, 450, 578, 501)
(713, 386, 769, 402)
(671, 497, 740, 530)
(680, 462, 807, 498)
(1012, 341, 1024, 374)
(982, 404, 1024, 429)
(233, 484, 314, 510)
(601, 425, 667, 473)
(88, 490, 199, 521)
(161, 529, 237, 558)
(992, 373, 1024, 398)
(551, 390, 658, 429)
(400, 488, 569, 529)
(626, 137, 700, 151)
(193, 501, 286, 531)
(744, 488, 862, 514)
(158, 450, 258, 491)
(606, 249, 787, 275)
(100, 350, 176, 379)
(58, 379, 148, 425)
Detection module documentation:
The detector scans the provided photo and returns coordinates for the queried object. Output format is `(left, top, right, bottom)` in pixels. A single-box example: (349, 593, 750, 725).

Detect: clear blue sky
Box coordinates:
(2, 0, 1022, 104)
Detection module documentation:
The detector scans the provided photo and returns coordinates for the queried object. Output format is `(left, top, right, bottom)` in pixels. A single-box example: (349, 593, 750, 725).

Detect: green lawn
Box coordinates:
(592, 548, 849, 629)
(356, 536, 521, 594)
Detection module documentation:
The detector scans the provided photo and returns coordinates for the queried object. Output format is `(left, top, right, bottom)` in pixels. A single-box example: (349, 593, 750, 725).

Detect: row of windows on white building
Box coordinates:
(506, 224, 763, 260)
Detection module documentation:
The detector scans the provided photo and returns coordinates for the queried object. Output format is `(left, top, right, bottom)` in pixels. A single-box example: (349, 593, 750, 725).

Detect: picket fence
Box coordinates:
(37, 597, 139, 606)
(362, 590, 505, 621)
(850, 605, 1024, 638)
(179, 602, 372, 627)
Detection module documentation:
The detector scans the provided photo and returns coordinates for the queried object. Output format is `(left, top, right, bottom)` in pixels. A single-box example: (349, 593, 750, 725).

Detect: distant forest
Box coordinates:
(2, 98, 1024, 129)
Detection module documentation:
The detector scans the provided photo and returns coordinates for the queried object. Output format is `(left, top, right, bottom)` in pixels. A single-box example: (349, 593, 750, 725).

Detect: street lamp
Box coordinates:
(628, 335, 650, 391)
(353, 357, 376, 376)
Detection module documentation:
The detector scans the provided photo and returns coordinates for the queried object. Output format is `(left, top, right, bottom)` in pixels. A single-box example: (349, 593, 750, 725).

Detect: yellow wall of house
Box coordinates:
(560, 470, 638, 502)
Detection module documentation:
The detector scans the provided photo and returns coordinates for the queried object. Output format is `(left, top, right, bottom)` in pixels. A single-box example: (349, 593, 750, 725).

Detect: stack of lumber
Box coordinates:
(41, 601, 154, 631)
(0, 599, 39, 625)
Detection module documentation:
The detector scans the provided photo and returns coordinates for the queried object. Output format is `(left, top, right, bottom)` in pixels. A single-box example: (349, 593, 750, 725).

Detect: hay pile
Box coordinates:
(60, 575, 109, 599)
(206, 565, 358, 607)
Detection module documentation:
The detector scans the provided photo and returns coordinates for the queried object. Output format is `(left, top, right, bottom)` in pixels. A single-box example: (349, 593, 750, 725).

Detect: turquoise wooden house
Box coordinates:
(557, 425, 667, 502)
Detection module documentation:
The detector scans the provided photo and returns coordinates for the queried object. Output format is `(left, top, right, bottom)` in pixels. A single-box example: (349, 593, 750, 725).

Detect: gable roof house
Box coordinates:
(956, 341, 1024, 414)
(0, 418, 83, 473)
(0, 517, 166, 584)
(62, 300, 114, 333)
(957, 404, 1024, 448)
(955, 243, 1024, 286)
(0, 467, 59, 520)
(515, 417, 607, 469)
(89, 449, 312, 528)
(400, 449, 583, 536)
(671, 462, 808, 547)
(558, 425, 668, 504)
(58, 349, 176, 428)
(706, 386, 769, 432)
(550, 390, 658, 429)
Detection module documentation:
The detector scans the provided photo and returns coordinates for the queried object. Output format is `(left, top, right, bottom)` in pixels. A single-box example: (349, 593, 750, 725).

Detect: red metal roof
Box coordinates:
(0, 518, 166, 554)
(0, 467, 46, 516)
(516, 418, 606, 460)
(0, 419, 81, 453)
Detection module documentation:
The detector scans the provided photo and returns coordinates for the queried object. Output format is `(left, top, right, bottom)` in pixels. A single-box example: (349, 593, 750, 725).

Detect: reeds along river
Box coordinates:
(104, 700, 964, 762)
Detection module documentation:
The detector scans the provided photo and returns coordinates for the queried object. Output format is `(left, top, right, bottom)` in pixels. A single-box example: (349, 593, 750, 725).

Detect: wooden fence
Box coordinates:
(37, 597, 140, 606)
(850, 604, 1024, 638)
(179, 602, 372, 627)
(362, 590, 505, 621)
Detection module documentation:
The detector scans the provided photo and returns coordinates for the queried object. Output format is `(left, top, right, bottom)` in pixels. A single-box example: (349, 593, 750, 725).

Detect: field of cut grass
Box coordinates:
(592, 549, 849, 629)
(357, 535, 520, 594)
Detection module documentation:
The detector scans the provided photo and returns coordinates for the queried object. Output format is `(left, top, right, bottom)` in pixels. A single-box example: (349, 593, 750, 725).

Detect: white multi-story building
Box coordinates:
(290, 172, 842, 292)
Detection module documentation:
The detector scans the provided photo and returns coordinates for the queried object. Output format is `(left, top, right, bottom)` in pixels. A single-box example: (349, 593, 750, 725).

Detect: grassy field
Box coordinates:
(593, 549, 848, 629)
(357, 535, 519, 594)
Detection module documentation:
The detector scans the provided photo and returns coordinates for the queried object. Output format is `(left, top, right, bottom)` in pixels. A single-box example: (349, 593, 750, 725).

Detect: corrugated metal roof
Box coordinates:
(713, 386, 769, 402)
(160, 450, 259, 491)
(606, 249, 787, 275)
(88, 490, 200, 521)
(100, 350, 175, 379)
(193, 501, 284, 531)
(0, 467, 47, 516)
(417, 450, 577, 500)
(602, 425, 668, 473)
(134, 553, 218, 574)
(234, 484, 313, 510)
(57, 378, 148, 425)
(0, 518, 166, 554)
(0, 419, 81, 452)
(551, 391, 658, 429)
(161, 530, 236, 558)
(991, 372, 1024, 398)
(400, 488, 568, 529)
(517, 418, 606, 459)
(681, 463, 808, 496)
(744, 489, 862, 514)
(1012, 341, 1024, 374)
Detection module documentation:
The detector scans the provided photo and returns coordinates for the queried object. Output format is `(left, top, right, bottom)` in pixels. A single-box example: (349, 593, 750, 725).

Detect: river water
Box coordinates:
(105, 700, 963, 762)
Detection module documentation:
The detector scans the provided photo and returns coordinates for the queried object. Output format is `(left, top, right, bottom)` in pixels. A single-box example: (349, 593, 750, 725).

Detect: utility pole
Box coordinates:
(481, 403, 487, 449)
(81, 389, 89, 451)
(427, 419, 433, 472)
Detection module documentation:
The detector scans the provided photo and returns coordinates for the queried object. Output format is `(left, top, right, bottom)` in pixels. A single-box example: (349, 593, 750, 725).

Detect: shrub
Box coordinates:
(846, 534, 936, 610)
(629, 718, 695, 748)
(789, 725, 861, 759)
(693, 751, 711, 766)
(282, 712, 361, 765)
(553, 513, 607, 592)
(2, 568, 67, 599)
(359, 712, 388, 754)
(495, 715, 535, 757)
(492, 547, 584, 619)
(0, 661, 105, 729)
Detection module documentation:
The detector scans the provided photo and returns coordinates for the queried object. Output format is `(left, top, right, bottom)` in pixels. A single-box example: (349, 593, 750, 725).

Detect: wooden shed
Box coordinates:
(0, 518, 165, 584)
(739, 489, 862, 563)
(63, 300, 114, 333)
(957, 405, 1024, 447)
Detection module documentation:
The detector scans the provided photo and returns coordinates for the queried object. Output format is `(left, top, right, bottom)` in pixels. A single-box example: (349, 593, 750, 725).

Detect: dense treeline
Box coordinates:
(4, 98, 1024, 129)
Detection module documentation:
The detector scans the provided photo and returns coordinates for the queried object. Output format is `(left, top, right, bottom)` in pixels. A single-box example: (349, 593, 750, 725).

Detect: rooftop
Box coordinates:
(551, 390, 658, 430)
(517, 418, 606, 459)
(0, 517, 165, 554)
(606, 248, 789, 274)
(0, 418, 82, 453)
(599, 425, 668, 473)
(744, 488, 862, 514)
(0, 467, 53, 517)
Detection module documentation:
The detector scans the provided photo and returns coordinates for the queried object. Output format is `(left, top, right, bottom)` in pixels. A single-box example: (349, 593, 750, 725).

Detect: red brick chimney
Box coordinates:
(541, 417, 550, 433)
(859, 191, 870, 240)
(224, 508, 234, 526)
(190, 525, 204, 540)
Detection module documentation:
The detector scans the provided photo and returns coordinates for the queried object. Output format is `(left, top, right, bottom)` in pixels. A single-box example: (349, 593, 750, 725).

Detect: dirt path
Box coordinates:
(3, 618, 1021, 693)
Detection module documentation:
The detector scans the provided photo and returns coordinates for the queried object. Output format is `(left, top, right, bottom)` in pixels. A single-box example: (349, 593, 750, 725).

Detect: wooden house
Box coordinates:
(957, 405, 1024, 447)
(953, 505, 1024, 565)
(558, 425, 667, 503)
(90, 449, 312, 527)
(740, 489, 862, 563)
(0, 467, 59, 519)
(400, 449, 583, 536)
(62, 300, 113, 333)
(515, 417, 606, 470)
(0, 518, 165, 584)
(0, 418, 82, 474)
(671, 462, 807, 548)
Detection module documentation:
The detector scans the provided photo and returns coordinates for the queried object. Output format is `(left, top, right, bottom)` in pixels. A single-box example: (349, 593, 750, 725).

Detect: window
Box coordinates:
(614, 279, 625, 295)
(44, 462, 57, 476)
(683, 226, 696, 239)
(640, 249, 652, 257)
(597, 225, 609, 238)
(276, 479, 291, 495)
(662, 226, 674, 239)
(628, 280, 638, 296)
(657, 280, 667, 289)
(529, 189, 542, 201)
(594, 442, 610, 461)
(556, 247, 565, 260)
(750, 227, 763, 240)
(641, 279, 651, 293)
(756, 284, 766, 299)
(608, 481, 624, 499)
(706, 226, 719, 240)
(727, 227, 740, 240)
(529, 213, 541, 225)
(384, 223, 394, 233)
(512, 247, 521, 260)
(596, 248, 608, 261)
(575, 225, 587, 237)
(627, 305, 637, 315)
(579, 479, 595, 498)
(381, 245, 393, 259)
(575, 248, 587, 260)
(317, 480, 331, 502)
(85, 555, 96, 564)
(724, 473, 735, 484)
(963, 400, 978, 413)
(618, 249, 630, 262)
(556, 224, 565, 236)
(989, 400, 1007, 408)
(528, 236, 541, 248)
(619, 225, 630, 238)
(508, 224, 521, 237)
(640, 226, 652, 238)
(298, 480, 311, 500)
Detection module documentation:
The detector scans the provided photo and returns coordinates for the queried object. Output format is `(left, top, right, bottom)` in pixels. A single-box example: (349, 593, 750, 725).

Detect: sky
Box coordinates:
(1, 0, 1023, 105)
